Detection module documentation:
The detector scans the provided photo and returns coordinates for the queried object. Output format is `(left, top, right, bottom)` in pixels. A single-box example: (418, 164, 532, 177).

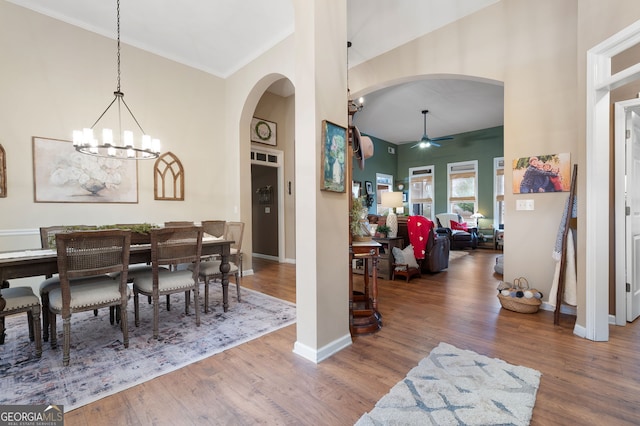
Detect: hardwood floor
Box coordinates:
(65, 250, 640, 425)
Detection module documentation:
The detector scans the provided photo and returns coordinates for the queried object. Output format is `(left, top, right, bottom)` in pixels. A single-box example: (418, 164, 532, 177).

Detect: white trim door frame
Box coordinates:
(251, 146, 286, 262)
(587, 20, 640, 341)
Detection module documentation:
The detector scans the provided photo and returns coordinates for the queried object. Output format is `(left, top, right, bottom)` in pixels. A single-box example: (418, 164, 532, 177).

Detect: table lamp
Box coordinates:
(381, 191, 404, 238)
(470, 212, 484, 227)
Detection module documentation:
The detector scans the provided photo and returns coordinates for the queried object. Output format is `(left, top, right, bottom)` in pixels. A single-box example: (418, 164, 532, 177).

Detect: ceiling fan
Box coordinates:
(411, 109, 453, 148)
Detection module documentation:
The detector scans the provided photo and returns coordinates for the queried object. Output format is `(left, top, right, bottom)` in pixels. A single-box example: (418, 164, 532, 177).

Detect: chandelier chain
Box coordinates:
(116, 0, 121, 93)
(73, 0, 159, 159)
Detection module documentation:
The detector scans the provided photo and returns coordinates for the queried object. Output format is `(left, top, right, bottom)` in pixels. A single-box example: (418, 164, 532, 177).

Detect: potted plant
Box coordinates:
(376, 224, 391, 238)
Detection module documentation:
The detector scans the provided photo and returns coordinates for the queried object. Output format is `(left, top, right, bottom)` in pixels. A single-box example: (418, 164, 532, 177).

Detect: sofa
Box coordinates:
(435, 213, 479, 250)
(397, 216, 450, 273)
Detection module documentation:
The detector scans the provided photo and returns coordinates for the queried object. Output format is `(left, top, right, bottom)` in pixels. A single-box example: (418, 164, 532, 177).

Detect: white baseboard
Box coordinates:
(540, 302, 576, 316)
(251, 253, 296, 264)
(293, 333, 352, 363)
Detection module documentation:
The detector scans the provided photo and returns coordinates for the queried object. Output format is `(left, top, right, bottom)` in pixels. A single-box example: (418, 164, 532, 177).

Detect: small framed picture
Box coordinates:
(320, 120, 347, 193)
(365, 181, 374, 195)
(251, 117, 277, 146)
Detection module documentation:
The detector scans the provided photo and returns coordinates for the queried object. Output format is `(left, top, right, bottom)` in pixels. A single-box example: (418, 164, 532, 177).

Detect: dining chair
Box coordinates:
(49, 229, 132, 366)
(39, 225, 107, 342)
(0, 285, 42, 358)
(201, 220, 226, 238)
(133, 226, 203, 339)
(225, 221, 245, 277)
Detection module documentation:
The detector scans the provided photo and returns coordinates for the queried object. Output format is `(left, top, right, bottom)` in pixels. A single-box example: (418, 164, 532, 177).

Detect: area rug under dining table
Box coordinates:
(356, 342, 541, 426)
(0, 284, 296, 412)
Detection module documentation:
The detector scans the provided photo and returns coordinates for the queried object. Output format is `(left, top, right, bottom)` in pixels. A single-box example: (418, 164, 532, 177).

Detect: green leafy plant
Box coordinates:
(48, 223, 160, 248)
(376, 224, 391, 237)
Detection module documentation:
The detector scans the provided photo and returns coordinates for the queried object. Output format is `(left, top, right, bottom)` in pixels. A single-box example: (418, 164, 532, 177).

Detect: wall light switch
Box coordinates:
(516, 199, 534, 210)
(265, 207, 271, 214)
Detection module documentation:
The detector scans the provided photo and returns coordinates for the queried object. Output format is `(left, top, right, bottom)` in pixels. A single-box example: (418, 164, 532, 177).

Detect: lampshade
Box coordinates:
(381, 191, 403, 208)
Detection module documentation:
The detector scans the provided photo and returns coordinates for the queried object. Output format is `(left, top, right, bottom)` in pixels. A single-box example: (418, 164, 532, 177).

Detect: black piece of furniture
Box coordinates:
(397, 216, 450, 273)
(435, 213, 479, 250)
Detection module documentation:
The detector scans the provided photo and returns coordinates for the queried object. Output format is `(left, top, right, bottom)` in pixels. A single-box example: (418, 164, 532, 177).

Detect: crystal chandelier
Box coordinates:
(73, 0, 160, 160)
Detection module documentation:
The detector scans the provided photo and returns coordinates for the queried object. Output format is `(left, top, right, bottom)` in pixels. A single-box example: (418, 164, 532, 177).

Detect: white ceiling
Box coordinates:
(8, 0, 503, 145)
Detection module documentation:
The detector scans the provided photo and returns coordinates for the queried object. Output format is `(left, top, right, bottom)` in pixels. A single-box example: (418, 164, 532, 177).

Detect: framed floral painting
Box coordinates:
(32, 136, 138, 203)
(320, 120, 346, 193)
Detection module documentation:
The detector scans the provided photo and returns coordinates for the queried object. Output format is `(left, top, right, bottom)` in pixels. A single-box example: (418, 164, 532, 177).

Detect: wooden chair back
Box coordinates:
(201, 220, 226, 238)
(224, 222, 245, 252)
(151, 226, 203, 272)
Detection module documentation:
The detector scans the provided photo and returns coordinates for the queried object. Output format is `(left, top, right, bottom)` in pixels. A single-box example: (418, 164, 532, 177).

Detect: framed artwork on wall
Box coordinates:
(32, 136, 138, 203)
(320, 120, 347, 193)
(365, 181, 373, 195)
(512, 153, 571, 193)
(0, 144, 6, 198)
(250, 117, 277, 146)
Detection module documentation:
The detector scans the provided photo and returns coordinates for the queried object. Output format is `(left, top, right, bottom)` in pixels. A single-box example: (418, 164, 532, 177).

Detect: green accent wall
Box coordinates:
(351, 135, 398, 214)
(353, 126, 503, 218)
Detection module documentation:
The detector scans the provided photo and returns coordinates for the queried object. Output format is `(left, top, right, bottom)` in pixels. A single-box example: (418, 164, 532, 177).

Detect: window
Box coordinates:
(447, 160, 477, 223)
(408, 166, 434, 219)
(494, 157, 504, 226)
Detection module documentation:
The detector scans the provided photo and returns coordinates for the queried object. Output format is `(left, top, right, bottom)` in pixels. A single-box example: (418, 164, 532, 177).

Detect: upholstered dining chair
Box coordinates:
(39, 225, 107, 342)
(133, 226, 203, 339)
(192, 255, 241, 313)
(49, 229, 132, 366)
(0, 285, 43, 358)
(225, 221, 245, 276)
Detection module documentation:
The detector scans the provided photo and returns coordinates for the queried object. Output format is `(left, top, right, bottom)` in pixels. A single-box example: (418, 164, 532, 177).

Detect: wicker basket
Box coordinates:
(497, 277, 541, 314)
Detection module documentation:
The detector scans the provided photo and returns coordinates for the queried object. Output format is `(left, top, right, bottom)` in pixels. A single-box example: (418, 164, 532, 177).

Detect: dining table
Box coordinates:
(0, 238, 234, 340)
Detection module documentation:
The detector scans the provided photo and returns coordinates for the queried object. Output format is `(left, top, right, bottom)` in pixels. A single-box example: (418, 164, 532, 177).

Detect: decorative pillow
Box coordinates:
(392, 246, 405, 266)
(450, 220, 468, 232)
(402, 244, 420, 269)
(392, 245, 419, 271)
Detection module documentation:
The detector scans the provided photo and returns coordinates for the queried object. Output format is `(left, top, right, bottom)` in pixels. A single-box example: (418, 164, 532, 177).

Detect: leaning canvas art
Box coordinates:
(512, 153, 571, 194)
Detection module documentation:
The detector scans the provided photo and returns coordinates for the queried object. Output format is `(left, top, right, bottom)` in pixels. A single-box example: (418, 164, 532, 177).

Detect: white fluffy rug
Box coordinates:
(356, 342, 541, 426)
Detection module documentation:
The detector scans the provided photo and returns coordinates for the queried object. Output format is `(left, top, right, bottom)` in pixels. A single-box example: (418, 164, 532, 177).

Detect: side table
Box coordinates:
(372, 236, 404, 280)
(350, 241, 382, 335)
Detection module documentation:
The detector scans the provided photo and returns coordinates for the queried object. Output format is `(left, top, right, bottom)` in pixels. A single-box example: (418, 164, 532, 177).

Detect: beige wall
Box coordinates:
(349, 0, 640, 329)
(350, 0, 580, 319)
(5, 0, 640, 358)
(253, 91, 296, 262)
(0, 1, 228, 249)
